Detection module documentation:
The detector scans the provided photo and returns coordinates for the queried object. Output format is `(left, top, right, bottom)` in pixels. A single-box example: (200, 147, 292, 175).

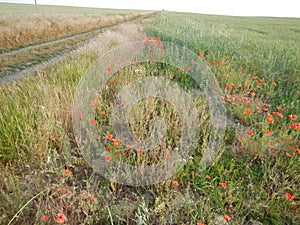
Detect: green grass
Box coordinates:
(0, 10, 299, 225)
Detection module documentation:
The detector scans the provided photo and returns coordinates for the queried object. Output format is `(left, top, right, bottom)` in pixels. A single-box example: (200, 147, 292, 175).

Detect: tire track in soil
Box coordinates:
(0, 12, 156, 85)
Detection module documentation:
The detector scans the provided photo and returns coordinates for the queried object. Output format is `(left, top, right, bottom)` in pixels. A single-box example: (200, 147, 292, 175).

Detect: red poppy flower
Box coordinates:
(245, 108, 252, 116)
(106, 134, 113, 140)
(90, 119, 96, 125)
(137, 149, 143, 154)
(106, 67, 112, 72)
(223, 215, 232, 222)
(100, 111, 106, 116)
(288, 114, 298, 120)
(41, 215, 49, 221)
(292, 205, 297, 210)
(265, 130, 272, 135)
(64, 168, 71, 175)
(112, 139, 120, 146)
(290, 122, 300, 130)
(263, 106, 269, 111)
(220, 182, 227, 189)
(272, 112, 283, 118)
(250, 92, 256, 98)
(91, 100, 98, 108)
(58, 188, 68, 195)
(266, 113, 274, 123)
(197, 222, 205, 225)
(185, 66, 192, 72)
(286, 151, 292, 157)
(55, 212, 66, 224)
(272, 81, 277, 86)
(196, 51, 203, 56)
(105, 154, 112, 162)
(278, 107, 283, 112)
(172, 180, 179, 187)
(285, 192, 294, 200)
(246, 130, 254, 136)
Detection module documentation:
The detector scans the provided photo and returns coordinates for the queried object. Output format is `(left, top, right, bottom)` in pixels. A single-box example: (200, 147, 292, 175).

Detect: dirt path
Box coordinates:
(0, 13, 155, 85)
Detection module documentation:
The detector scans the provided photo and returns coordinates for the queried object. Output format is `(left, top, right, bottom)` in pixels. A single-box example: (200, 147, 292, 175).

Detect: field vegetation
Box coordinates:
(0, 6, 299, 225)
(0, 3, 149, 52)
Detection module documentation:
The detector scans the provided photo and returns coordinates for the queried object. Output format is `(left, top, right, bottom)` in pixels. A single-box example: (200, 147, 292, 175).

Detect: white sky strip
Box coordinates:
(1, 0, 299, 18)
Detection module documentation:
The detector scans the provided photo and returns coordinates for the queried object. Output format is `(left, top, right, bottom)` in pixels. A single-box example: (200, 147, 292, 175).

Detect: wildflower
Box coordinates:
(290, 122, 300, 130)
(266, 142, 271, 147)
(197, 222, 205, 225)
(272, 112, 283, 118)
(263, 106, 269, 111)
(90, 119, 96, 125)
(291, 205, 297, 210)
(219, 182, 227, 189)
(112, 139, 120, 146)
(55, 212, 66, 224)
(196, 51, 203, 56)
(91, 196, 96, 201)
(286, 151, 292, 157)
(120, 103, 124, 108)
(137, 149, 143, 154)
(172, 180, 179, 187)
(223, 215, 232, 222)
(272, 81, 277, 86)
(64, 168, 71, 175)
(106, 67, 112, 72)
(100, 111, 106, 116)
(245, 108, 252, 116)
(278, 107, 283, 112)
(226, 83, 233, 89)
(250, 92, 256, 97)
(113, 78, 117, 83)
(285, 192, 294, 200)
(105, 154, 112, 162)
(266, 113, 274, 123)
(125, 145, 132, 150)
(106, 134, 113, 140)
(246, 130, 254, 136)
(288, 114, 298, 120)
(58, 188, 68, 195)
(106, 147, 111, 151)
(185, 66, 192, 72)
(91, 100, 98, 108)
(265, 130, 272, 135)
(41, 215, 49, 221)
(206, 175, 211, 179)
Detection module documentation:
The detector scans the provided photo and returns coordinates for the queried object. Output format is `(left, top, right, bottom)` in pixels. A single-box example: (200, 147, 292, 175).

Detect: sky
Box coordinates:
(1, 0, 299, 18)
